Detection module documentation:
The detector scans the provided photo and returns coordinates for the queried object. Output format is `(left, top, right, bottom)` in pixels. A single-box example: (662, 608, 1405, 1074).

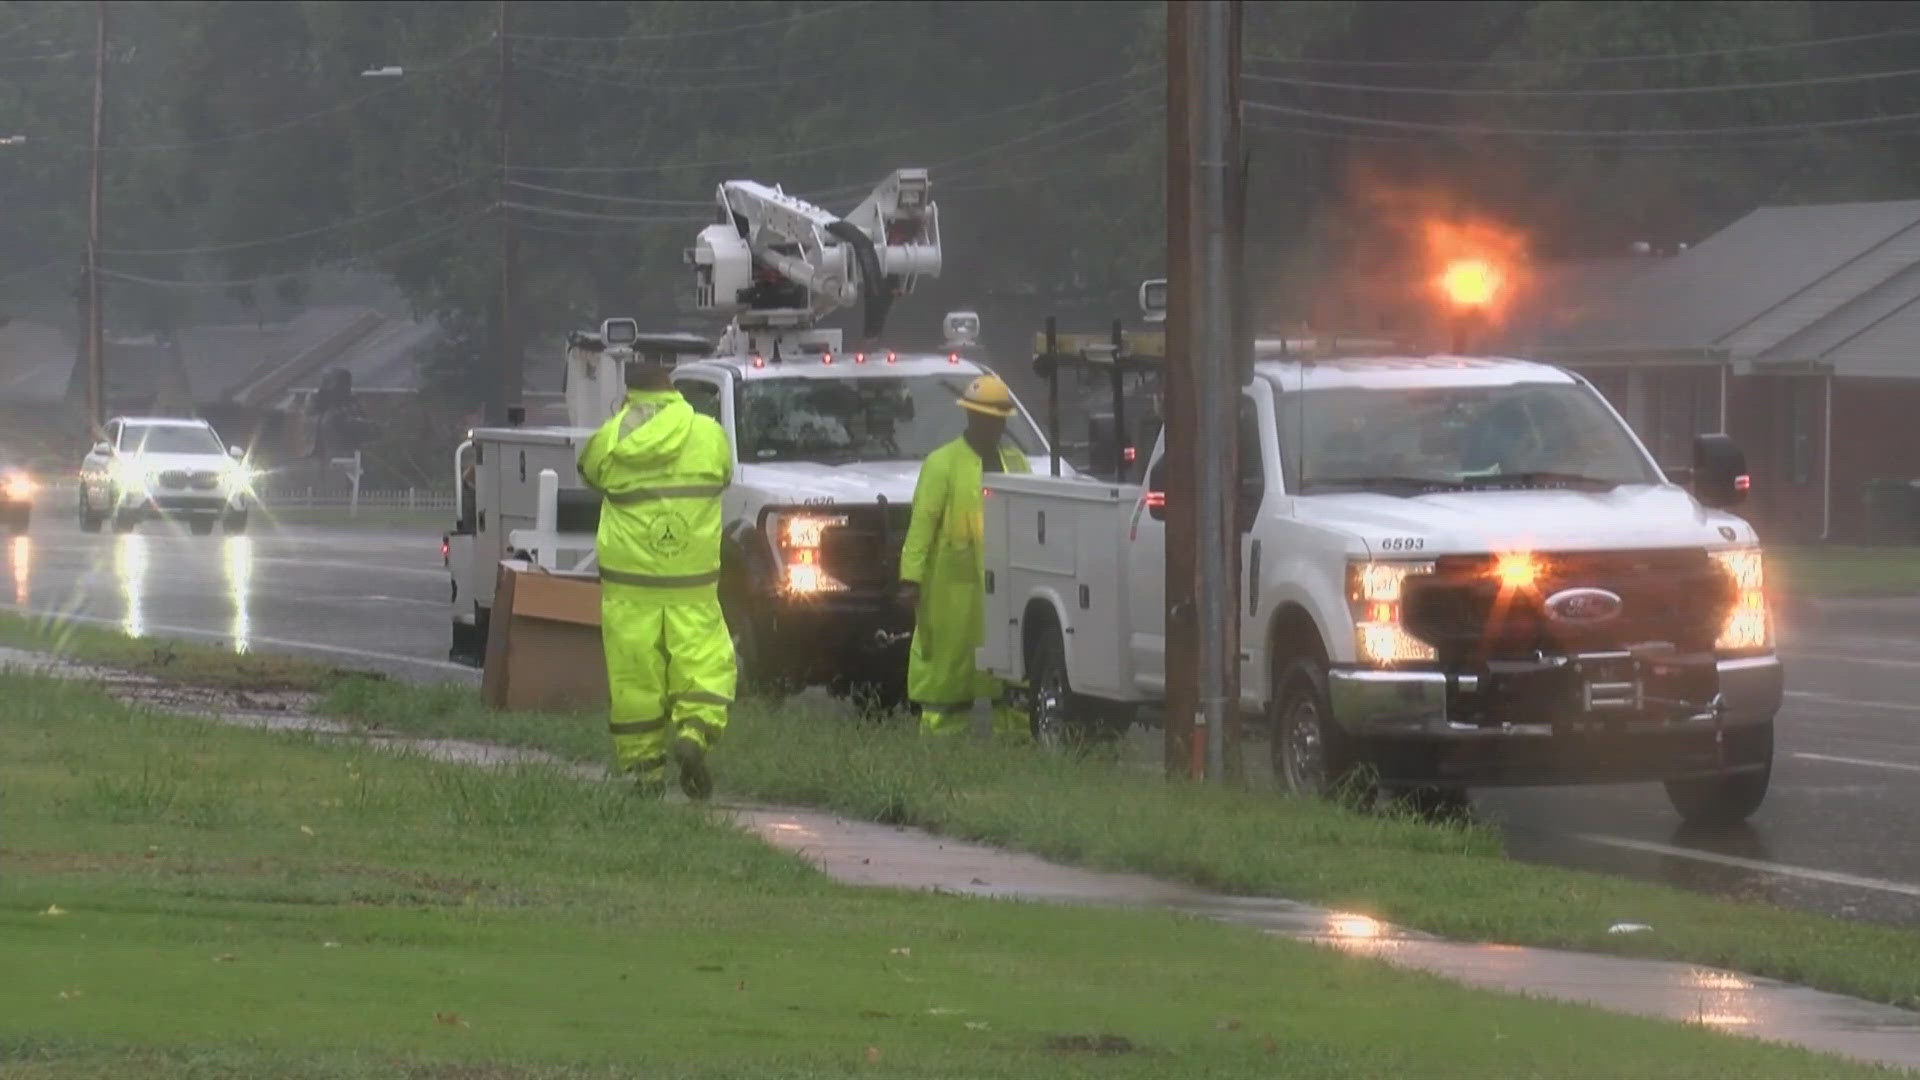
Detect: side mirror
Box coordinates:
(1145, 459, 1167, 521)
(229, 446, 244, 458)
(1692, 434, 1749, 509)
(92, 441, 111, 457)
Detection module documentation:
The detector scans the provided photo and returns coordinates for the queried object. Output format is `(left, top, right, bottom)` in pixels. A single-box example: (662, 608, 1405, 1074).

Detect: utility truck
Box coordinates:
(447, 169, 1057, 703)
(980, 331, 1783, 825)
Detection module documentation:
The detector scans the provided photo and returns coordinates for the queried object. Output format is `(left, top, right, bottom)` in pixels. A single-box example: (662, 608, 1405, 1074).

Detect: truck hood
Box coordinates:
(1299, 484, 1759, 557)
(739, 461, 922, 505)
(740, 456, 1077, 508)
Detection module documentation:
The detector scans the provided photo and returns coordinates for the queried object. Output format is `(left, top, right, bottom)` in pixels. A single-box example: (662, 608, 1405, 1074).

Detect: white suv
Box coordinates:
(79, 417, 254, 535)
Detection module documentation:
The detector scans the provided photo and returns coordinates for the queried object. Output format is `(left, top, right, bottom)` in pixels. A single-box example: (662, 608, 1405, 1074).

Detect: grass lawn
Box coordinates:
(4, 672, 1880, 1079)
(314, 679, 1920, 1015)
(1773, 545, 1920, 600)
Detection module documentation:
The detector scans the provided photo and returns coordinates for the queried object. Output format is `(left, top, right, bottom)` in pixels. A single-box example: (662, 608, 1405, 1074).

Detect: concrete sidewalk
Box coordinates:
(733, 806, 1920, 1074)
(6, 645, 1919, 1073)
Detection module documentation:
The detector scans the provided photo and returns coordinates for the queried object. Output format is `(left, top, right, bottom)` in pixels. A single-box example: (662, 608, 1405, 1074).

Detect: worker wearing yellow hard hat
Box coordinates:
(897, 373, 1030, 738)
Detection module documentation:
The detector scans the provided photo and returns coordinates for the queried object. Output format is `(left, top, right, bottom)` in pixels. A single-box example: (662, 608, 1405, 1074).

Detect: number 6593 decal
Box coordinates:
(1379, 536, 1426, 552)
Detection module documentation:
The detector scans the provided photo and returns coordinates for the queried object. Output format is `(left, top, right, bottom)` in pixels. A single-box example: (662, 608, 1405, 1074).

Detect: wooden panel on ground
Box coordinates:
(481, 560, 608, 713)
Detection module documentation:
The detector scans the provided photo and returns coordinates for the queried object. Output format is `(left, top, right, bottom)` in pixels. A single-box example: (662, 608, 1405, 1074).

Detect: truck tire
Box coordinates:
(724, 599, 785, 701)
(223, 510, 249, 535)
(1269, 657, 1371, 805)
(1026, 629, 1111, 748)
(188, 517, 216, 536)
(1663, 721, 1773, 827)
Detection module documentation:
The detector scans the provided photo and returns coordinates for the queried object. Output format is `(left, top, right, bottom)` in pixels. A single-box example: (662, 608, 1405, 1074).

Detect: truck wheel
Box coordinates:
(1664, 722, 1773, 827)
(1269, 657, 1370, 805)
(1027, 629, 1107, 748)
(223, 510, 249, 535)
(725, 600, 785, 701)
(188, 517, 216, 536)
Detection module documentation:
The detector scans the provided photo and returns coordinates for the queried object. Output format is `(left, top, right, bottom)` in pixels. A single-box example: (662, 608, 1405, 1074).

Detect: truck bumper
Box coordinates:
(760, 594, 914, 683)
(1327, 654, 1782, 786)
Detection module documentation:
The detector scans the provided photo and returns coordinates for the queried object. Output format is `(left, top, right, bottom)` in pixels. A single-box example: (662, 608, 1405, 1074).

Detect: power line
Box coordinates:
(508, 63, 1160, 175)
(0, 46, 79, 65)
(1244, 115, 1920, 152)
(100, 203, 495, 288)
(1244, 98, 1920, 139)
(1245, 65, 1920, 98)
(101, 178, 480, 255)
(1245, 25, 1920, 71)
(505, 179, 711, 207)
(500, 201, 706, 226)
(506, 0, 876, 44)
(514, 59, 793, 94)
(81, 38, 488, 153)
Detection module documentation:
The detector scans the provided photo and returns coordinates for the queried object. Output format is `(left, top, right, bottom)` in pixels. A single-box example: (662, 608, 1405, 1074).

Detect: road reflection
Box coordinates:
(9, 535, 27, 606)
(114, 533, 148, 638)
(224, 535, 252, 653)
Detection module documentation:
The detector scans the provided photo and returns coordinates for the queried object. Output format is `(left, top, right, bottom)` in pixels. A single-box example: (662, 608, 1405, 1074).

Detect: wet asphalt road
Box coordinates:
(1, 500, 1916, 927)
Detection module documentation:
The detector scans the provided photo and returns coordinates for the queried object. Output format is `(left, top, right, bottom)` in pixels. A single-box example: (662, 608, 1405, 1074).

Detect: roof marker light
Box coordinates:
(886, 351, 898, 364)
(948, 352, 960, 364)
(751, 354, 765, 369)
(854, 352, 867, 364)
(821, 352, 834, 365)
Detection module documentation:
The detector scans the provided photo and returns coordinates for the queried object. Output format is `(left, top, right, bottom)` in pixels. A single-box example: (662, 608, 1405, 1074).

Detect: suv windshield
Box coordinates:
(737, 374, 1042, 464)
(1271, 381, 1658, 494)
(122, 424, 224, 456)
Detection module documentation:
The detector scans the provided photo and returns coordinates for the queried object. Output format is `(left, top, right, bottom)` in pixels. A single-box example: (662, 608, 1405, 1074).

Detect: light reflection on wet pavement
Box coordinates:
(736, 805, 1920, 1072)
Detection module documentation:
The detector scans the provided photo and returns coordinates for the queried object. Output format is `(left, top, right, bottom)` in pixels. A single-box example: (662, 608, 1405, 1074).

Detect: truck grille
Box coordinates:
(818, 504, 914, 591)
(1401, 549, 1735, 660)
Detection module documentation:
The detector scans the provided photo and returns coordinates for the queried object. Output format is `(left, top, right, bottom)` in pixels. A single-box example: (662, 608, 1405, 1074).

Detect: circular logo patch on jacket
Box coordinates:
(645, 511, 692, 557)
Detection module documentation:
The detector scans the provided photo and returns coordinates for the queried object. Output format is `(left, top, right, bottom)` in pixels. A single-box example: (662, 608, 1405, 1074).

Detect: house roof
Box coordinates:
(1504, 200, 1920, 377)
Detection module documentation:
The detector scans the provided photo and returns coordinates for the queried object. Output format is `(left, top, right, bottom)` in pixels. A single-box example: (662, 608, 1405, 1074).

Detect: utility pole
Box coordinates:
(1163, 1, 1198, 780)
(1166, 0, 1245, 783)
(85, 0, 106, 431)
(494, 0, 521, 426)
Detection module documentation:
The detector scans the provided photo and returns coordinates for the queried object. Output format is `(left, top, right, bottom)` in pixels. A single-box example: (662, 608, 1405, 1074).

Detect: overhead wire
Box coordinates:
(1244, 98, 1920, 139)
(509, 63, 1160, 175)
(500, 201, 707, 226)
(1244, 65, 1920, 98)
(514, 59, 794, 94)
(100, 177, 481, 255)
(506, 0, 876, 44)
(505, 179, 712, 207)
(100, 203, 497, 288)
(1244, 25, 1920, 70)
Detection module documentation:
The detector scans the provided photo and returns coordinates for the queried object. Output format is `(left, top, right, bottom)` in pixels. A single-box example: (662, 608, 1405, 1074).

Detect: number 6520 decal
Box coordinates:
(1379, 536, 1426, 552)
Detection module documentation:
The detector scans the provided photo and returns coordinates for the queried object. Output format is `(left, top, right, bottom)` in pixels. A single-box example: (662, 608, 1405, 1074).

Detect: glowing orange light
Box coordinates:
(1493, 552, 1539, 591)
(1441, 258, 1501, 308)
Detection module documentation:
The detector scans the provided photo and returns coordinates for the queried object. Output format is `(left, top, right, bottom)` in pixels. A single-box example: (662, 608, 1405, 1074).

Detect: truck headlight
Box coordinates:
(1, 471, 32, 501)
(771, 511, 847, 594)
(1712, 548, 1771, 653)
(1348, 560, 1437, 666)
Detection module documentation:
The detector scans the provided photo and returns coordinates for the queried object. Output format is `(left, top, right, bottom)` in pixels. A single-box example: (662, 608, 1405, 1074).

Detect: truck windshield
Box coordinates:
(737, 374, 1043, 464)
(1271, 381, 1659, 494)
(122, 425, 224, 456)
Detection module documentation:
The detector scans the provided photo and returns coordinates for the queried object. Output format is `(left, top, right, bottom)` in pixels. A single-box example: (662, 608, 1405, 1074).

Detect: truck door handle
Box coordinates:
(1248, 539, 1261, 613)
(1037, 510, 1046, 545)
(985, 570, 995, 595)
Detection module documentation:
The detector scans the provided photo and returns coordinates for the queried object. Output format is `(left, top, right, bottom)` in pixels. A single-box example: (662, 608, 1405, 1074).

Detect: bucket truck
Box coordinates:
(447, 169, 1059, 709)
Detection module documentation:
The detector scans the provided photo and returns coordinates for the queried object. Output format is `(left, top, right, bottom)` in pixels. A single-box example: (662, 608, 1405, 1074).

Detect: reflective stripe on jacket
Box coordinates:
(577, 389, 732, 593)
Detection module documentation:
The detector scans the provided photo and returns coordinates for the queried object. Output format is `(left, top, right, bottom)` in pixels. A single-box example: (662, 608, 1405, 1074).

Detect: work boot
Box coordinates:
(629, 767, 668, 800)
(671, 736, 713, 801)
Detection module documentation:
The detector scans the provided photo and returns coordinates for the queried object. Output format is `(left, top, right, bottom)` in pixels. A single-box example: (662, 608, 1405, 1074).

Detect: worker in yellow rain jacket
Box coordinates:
(578, 358, 734, 799)
(896, 374, 1030, 737)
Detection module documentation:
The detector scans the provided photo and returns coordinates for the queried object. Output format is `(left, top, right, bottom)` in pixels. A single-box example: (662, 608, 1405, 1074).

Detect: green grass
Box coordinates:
(1774, 545, 1920, 599)
(311, 680, 1920, 1015)
(0, 610, 346, 692)
(4, 674, 1878, 1079)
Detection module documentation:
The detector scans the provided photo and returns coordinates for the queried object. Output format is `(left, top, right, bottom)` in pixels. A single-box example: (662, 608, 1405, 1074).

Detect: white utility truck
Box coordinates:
(980, 345, 1783, 825)
(447, 169, 1058, 703)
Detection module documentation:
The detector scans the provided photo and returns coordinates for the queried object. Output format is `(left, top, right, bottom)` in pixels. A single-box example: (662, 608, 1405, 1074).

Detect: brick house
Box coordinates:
(1499, 201, 1920, 544)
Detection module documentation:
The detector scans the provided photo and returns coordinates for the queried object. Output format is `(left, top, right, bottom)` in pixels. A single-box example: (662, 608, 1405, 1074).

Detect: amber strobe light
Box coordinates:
(774, 512, 848, 594)
(1712, 548, 1771, 652)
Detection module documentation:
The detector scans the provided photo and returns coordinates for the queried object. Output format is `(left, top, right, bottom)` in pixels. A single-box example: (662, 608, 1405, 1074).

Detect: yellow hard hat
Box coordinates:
(957, 374, 1016, 418)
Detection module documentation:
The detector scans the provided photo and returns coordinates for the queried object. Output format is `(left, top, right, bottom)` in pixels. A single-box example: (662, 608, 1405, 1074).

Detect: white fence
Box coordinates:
(255, 487, 454, 511)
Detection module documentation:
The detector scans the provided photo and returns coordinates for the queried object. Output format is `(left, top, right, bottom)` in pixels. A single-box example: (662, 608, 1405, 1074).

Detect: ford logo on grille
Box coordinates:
(1545, 587, 1623, 626)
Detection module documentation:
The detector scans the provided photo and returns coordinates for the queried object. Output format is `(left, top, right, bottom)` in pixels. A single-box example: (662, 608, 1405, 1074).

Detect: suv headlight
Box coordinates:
(1, 471, 31, 501)
(1711, 547, 1771, 653)
(222, 459, 256, 493)
(1347, 560, 1436, 666)
(769, 510, 847, 594)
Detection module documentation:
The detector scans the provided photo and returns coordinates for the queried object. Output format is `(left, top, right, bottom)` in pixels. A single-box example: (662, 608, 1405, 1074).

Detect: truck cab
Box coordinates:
(981, 353, 1783, 826)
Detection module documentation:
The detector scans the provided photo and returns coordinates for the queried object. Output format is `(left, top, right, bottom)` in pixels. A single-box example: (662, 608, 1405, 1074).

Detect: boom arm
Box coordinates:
(688, 169, 940, 352)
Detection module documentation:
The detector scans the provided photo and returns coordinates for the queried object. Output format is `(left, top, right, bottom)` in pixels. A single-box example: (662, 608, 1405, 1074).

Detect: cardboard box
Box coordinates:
(480, 561, 609, 713)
